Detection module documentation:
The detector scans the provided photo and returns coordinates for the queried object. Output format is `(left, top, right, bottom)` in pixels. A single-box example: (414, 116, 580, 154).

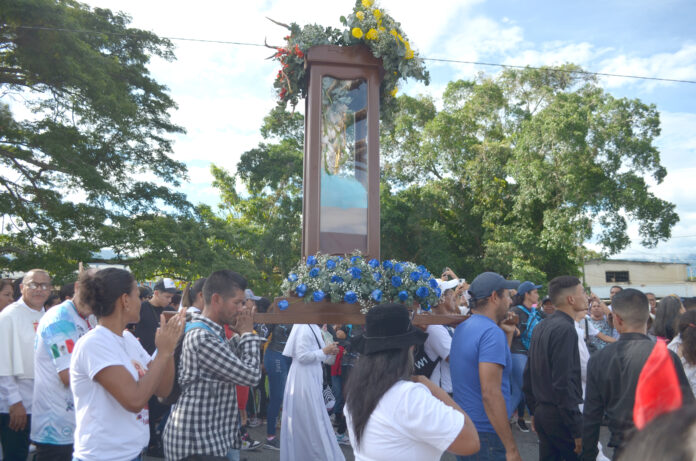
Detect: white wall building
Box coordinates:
(584, 259, 696, 298)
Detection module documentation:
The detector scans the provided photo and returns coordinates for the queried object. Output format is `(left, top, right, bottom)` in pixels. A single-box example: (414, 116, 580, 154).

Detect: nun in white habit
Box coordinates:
(280, 323, 344, 461)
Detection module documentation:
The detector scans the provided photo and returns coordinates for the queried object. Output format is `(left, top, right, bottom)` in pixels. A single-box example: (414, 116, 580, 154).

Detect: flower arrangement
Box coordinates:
(269, 0, 429, 114)
(279, 251, 441, 313)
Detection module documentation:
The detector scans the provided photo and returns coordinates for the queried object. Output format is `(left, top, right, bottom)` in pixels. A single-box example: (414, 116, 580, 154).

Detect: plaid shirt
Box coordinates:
(163, 314, 263, 460)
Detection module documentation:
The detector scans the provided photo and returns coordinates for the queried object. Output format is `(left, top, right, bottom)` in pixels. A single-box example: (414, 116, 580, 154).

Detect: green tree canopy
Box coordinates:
(1, 0, 189, 281)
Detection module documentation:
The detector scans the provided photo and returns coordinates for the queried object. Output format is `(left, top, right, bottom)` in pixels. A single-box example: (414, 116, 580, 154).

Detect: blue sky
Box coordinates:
(81, 0, 696, 262)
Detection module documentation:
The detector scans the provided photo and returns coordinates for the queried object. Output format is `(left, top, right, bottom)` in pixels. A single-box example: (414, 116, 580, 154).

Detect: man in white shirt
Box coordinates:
(31, 277, 95, 461)
(0, 269, 50, 461)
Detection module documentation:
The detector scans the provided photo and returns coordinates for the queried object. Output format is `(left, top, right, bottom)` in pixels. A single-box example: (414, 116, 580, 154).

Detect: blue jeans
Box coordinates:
(457, 431, 506, 461)
(510, 353, 527, 417)
(331, 374, 343, 415)
(264, 348, 292, 436)
(227, 448, 240, 461)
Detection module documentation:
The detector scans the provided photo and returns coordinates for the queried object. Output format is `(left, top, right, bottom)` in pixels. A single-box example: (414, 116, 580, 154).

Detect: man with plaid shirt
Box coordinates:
(163, 270, 264, 461)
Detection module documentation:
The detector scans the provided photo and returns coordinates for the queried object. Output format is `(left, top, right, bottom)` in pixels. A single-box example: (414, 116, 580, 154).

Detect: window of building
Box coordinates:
(605, 271, 630, 283)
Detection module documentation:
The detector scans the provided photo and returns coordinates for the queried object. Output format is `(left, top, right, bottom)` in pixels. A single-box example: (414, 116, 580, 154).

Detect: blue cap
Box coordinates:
(518, 281, 543, 296)
(469, 272, 520, 300)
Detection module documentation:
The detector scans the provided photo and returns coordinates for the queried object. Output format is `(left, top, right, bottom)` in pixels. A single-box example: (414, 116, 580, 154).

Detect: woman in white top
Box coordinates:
(70, 268, 184, 461)
(668, 310, 696, 396)
(344, 303, 480, 461)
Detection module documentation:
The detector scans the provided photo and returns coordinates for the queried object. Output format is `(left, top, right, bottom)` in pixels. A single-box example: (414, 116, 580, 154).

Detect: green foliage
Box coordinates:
(0, 0, 191, 282)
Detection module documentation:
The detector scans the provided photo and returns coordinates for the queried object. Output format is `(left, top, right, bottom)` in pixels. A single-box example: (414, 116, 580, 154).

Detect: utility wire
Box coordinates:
(13, 25, 696, 85)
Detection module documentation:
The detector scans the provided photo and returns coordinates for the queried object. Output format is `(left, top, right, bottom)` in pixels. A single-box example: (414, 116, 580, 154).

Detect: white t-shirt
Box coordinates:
(424, 325, 453, 393)
(70, 326, 152, 461)
(32, 300, 94, 445)
(345, 380, 465, 461)
(0, 299, 44, 413)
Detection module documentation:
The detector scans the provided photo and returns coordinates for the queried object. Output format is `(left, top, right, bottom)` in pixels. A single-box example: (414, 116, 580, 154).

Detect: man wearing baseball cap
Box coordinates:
(450, 272, 521, 461)
(134, 278, 177, 457)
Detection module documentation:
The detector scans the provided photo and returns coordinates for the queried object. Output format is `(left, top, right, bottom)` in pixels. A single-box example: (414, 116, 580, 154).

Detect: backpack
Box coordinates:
(518, 306, 542, 351)
(158, 321, 224, 406)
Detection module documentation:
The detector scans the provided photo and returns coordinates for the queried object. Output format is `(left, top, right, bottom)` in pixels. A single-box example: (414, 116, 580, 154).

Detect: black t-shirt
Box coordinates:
(134, 300, 175, 355)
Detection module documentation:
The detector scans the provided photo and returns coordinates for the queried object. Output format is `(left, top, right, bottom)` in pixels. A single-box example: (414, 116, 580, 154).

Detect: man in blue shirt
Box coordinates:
(451, 272, 521, 461)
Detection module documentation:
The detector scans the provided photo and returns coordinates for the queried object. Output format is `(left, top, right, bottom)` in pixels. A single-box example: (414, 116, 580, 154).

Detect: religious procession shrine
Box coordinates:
(254, 1, 467, 325)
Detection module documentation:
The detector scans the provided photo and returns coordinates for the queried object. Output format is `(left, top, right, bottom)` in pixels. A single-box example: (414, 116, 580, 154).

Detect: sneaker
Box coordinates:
(264, 437, 281, 451)
(516, 419, 530, 432)
(248, 417, 262, 428)
(241, 433, 262, 451)
(336, 433, 351, 446)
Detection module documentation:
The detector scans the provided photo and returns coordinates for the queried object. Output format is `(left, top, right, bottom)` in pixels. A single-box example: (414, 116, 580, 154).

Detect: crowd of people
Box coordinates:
(0, 266, 695, 461)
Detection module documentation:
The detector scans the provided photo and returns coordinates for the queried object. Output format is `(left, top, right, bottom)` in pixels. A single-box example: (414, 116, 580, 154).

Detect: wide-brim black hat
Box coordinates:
(352, 303, 428, 355)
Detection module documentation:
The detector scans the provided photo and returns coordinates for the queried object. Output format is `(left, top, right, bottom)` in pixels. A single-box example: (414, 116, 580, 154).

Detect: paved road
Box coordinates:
(143, 421, 614, 461)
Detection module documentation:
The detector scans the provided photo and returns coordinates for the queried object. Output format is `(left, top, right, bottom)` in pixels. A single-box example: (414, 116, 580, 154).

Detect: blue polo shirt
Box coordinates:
(450, 313, 513, 433)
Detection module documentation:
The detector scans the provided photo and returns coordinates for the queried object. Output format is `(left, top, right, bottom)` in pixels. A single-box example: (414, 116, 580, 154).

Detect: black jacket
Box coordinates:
(523, 310, 584, 438)
(581, 333, 695, 460)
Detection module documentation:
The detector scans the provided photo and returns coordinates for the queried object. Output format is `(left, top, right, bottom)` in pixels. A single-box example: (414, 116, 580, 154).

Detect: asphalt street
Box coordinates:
(142, 421, 614, 461)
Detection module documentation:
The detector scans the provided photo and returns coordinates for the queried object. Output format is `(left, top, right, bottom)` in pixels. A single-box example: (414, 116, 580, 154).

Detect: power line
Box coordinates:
(13, 25, 696, 85)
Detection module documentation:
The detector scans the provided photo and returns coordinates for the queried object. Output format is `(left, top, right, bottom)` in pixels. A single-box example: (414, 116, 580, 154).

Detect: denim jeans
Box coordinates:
(510, 353, 527, 416)
(264, 348, 292, 436)
(457, 431, 506, 461)
(226, 448, 240, 461)
(331, 374, 343, 415)
(74, 456, 141, 461)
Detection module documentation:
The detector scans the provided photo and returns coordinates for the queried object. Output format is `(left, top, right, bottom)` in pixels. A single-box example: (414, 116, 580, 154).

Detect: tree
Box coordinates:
(382, 65, 678, 281)
(1, 0, 188, 281)
(210, 107, 304, 295)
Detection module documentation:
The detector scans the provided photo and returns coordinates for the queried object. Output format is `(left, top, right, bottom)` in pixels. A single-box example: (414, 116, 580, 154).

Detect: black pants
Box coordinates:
(0, 413, 31, 461)
(535, 405, 579, 461)
(34, 442, 73, 461)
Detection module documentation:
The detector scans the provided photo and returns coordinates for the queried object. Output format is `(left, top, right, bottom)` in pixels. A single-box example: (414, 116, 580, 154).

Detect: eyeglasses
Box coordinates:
(27, 282, 51, 291)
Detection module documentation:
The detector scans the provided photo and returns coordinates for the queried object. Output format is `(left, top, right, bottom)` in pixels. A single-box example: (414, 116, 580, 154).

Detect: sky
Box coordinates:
(80, 0, 696, 263)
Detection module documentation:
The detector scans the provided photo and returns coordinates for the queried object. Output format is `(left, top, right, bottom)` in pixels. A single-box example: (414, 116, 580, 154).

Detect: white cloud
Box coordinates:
(598, 43, 696, 90)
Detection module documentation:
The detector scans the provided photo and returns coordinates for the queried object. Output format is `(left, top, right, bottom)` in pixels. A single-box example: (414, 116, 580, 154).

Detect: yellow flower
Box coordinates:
(365, 28, 378, 40)
(356, 11, 365, 20)
(373, 9, 382, 20)
(362, 0, 374, 7)
(379, 26, 386, 32)
(405, 48, 414, 59)
(390, 87, 398, 97)
(390, 29, 398, 37)
(352, 27, 364, 39)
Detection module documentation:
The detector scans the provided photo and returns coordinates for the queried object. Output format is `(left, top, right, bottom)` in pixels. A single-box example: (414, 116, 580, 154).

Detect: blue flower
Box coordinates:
(382, 260, 393, 270)
(398, 290, 409, 301)
(417, 265, 428, 273)
(312, 290, 325, 302)
(416, 286, 429, 298)
(409, 271, 421, 282)
(337, 255, 344, 261)
(288, 273, 298, 282)
(429, 278, 438, 289)
(372, 272, 382, 281)
(309, 267, 320, 278)
(371, 289, 383, 302)
(435, 287, 442, 298)
(344, 291, 358, 304)
(326, 259, 337, 270)
(295, 283, 307, 297)
(331, 275, 344, 284)
(394, 263, 404, 274)
(422, 303, 432, 311)
(368, 258, 380, 269)
(422, 271, 431, 279)
(350, 267, 362, 279)
(278, 300, 289, 311)
(306, 255, 317, 267)
(351, 255, 361, 264)
(391, 276, 403, 288)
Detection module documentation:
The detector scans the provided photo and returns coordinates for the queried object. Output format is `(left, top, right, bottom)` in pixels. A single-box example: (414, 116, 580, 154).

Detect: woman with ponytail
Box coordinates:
(70, 268, 185, 461)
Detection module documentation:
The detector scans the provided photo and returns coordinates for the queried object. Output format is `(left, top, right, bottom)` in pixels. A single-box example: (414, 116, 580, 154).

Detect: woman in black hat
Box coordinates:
(344, 303, 480, 460)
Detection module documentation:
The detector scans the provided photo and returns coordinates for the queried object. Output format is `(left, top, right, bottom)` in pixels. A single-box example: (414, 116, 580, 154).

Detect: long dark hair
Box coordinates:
(344, 347, 414, 447)
(677, 310, 696, 366)
(654, 295, 683, 341)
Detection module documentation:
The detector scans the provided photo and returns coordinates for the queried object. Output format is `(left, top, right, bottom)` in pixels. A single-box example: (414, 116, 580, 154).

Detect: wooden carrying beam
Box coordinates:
(253, 297, 470, 326)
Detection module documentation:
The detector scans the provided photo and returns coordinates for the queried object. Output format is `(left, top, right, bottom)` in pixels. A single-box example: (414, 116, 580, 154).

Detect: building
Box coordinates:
(584, 259, 696, 298)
